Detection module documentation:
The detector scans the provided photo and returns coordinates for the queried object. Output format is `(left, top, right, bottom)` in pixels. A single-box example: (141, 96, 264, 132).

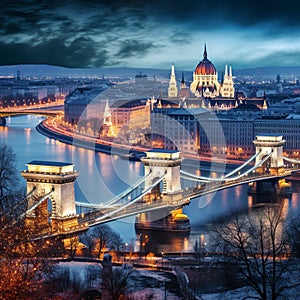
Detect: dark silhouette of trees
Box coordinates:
(109, 231, 124, 261)
(80, 232, 96, 258)
(0, 144, 59, 299)
(92, 224, 113, 259)
(211, 204, 300, 300)
(102, 264, 135, 300)
(0, 143, 23, 212)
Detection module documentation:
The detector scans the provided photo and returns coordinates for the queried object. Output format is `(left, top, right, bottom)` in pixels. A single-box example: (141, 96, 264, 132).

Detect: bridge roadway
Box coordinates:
(75, 167, 299, 228)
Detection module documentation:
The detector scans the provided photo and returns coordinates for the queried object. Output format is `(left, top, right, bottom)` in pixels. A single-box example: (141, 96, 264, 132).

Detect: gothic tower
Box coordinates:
(168, 63, 178, 98)
(220, 64, 235, 98)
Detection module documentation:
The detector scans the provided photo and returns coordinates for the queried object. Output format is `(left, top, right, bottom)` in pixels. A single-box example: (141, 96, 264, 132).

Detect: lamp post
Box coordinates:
(161, 250, 164, 270)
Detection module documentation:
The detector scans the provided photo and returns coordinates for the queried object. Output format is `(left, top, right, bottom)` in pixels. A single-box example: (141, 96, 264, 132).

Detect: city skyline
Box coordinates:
(1, 0, 300, 70)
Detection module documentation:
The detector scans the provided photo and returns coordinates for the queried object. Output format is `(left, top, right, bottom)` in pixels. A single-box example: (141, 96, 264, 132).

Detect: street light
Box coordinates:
(161, 250, 164, 270)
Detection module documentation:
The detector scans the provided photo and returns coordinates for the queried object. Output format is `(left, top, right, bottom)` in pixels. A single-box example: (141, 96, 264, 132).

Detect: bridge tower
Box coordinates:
(141, 149, 182, 201)
(21, 160, 84, 236)
(136, 149, 190, 231)
(253, 135, 285, 176)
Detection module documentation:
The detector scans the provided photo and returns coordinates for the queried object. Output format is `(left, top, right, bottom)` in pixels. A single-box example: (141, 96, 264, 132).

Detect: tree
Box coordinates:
(102, 264, 135, 300)
(67, 236, 81, 259)
(80, 231, 95, 258)
(211, 204, 299, 300)
(0, 143, 23, 212)
(0, 144, 59, 299)
(288, 212, 300, 257)
(109, 231, 124, 262)
(92, 224, 112, 259)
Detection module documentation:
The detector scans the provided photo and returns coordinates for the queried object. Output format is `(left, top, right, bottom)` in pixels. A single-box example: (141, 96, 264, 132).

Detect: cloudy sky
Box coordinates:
(1, 0, 300, 71)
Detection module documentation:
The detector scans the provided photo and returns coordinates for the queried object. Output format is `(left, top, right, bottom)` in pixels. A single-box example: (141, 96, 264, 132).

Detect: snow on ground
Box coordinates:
(57, 261, 102, 280)
(55, 259, 300, 300)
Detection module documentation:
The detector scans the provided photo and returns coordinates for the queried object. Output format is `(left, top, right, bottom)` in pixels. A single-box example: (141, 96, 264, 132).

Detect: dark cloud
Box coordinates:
(0, 0, 300, 68)
(0, 37, 110, 68)
(117, 40, 156, 59)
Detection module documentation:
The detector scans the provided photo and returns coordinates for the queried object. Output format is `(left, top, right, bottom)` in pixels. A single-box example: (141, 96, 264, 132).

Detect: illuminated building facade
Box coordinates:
(64, 86, 108, 124)
(111, 99, 151, 133)
(151, 107, 209, 153)
(188, 44, 235, 99)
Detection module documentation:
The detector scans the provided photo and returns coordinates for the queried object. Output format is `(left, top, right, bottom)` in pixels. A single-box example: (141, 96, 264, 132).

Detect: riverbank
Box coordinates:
(37, 118, 243, 169)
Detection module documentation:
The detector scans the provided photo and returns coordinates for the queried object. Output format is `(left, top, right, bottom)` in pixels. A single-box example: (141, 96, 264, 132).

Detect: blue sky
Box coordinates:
(1, 0, 300, 70)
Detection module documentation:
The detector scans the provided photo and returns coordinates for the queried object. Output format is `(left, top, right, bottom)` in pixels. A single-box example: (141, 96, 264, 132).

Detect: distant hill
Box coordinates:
(0, 64, 171, 79)
(233, 66, 300, 79)
(1, 64, 300, 80)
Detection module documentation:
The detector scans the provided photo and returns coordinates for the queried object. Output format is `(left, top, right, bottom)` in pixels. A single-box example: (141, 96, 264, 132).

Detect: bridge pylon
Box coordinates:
(136, 149, 190, 231)
(253, 135, 286, 176)
(21, 160, 86, 236)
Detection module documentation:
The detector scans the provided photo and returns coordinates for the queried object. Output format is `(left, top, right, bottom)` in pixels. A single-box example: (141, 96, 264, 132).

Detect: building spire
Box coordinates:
(171, 63, 175, 77)
(168, 63, 178, 97)
(224, 64, 228, 77)
(203, 44, 207, 59)
(103, 99, 112, 126)
(229, 65, 232, 77)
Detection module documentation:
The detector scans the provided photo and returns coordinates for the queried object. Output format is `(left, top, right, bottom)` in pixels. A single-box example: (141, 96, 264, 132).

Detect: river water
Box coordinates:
(1, 115, 300, 253)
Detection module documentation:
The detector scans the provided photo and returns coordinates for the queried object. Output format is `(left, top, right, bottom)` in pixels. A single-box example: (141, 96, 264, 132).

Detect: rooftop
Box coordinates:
(25, 161, 75, 174)
(27, 160, 73, 167)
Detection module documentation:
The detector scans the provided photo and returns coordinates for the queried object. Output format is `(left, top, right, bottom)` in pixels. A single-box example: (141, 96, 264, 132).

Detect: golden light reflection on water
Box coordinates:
(248, 195, 253, 208)
(0, 126, 8, 138)
(24, 128, 31, 144)
(98, 152, 113, 178)
(291, 191, 299, 209)
(235, 185, 241, 198)
(183, 237, 189, 252)
(282, 197, 289, 220)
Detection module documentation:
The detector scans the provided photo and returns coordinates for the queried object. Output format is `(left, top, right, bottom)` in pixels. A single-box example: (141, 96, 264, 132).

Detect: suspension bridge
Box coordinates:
(20, 134, 300, 239)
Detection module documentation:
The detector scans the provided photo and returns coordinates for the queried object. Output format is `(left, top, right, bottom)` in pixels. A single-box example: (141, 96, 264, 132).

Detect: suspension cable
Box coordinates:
(103, 171, 152, 206)
(94, 175, 165, 222)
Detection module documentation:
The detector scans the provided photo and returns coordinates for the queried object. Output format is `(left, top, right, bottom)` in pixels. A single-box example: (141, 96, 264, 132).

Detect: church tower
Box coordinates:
(220, 65, 235, 98)
(103, 99, 112, 126)
(168, 63, 178, 98)
(102, 99, 115, 137)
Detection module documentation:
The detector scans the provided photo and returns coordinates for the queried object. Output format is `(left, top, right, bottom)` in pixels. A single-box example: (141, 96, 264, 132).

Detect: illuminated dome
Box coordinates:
(195, 45, 216, 75)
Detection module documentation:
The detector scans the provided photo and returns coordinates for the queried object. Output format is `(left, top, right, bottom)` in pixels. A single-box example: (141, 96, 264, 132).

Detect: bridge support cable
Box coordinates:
(103, 171, 151, 206)
(180, 170, 219, 182)
(220, 152, 272, 181)
(180, 174, 209, 183)
(180, 151, 261, 183)
(224, 150, 261, 178)
(94, 175, 165, 222)
(283, 156, 300, 164)
(19, 188, 55, 219)
(180, 152, 272, 183)
(11, 186, 37, 211)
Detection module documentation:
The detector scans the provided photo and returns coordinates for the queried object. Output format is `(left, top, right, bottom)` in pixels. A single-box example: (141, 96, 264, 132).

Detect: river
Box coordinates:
(1, 115, 300, 253)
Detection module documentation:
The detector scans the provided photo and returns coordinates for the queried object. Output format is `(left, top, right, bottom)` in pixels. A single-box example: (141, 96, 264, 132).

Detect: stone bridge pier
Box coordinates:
(21, 160, 84, 236)
(135, 149, 190, 232)
(249, 135, 291, 197)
